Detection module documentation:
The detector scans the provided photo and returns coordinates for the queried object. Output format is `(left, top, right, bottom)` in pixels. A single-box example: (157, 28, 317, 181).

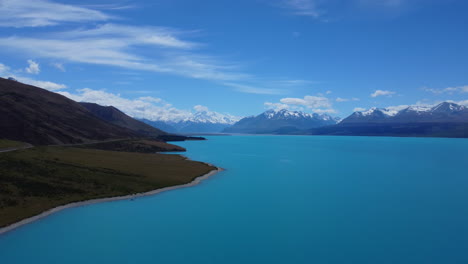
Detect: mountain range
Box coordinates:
(308, 102, 468, 138)
(1, 77, 466, 140)
(142, 110, 240, 133)
(224, 109, 340, 134)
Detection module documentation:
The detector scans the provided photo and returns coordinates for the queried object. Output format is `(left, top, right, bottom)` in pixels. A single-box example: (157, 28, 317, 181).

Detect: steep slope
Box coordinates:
(309, 102, 468, 138)
(224, 109, 339, 134)
(0, 78, 136, 145)
(80, 102, 167, 137)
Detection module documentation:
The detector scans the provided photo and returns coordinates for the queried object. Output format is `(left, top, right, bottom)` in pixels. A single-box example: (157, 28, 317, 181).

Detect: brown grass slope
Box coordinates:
(0, 78, 138, 145)
(80, 102, 167, 137)
(0, 146, 215, 227)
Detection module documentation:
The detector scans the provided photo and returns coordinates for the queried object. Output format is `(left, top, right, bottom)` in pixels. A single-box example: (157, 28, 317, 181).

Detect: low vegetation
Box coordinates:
(0, 139, 28, 149)
(75, 139, 186, 153)
(0, 146, 215, 228)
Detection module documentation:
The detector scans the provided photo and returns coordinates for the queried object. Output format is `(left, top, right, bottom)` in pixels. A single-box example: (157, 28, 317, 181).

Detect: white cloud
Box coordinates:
(280, 95, 332, 108)
(336, 97, 359, 102)
(139, 96, 163, 104)
(194, 105, 209, 112)
(312, 108, 337, 114)
(266, 95, 336, 114)
(58, 88, 191, 122)
(14, 76, 66, 90)
(370, 90, 396, 97)
(0, 0, 111, 27)
(0, 63, 10, 74)
(423, 85, 468, 95)
(56, 88, 240, 123)
(353, 107, 366, 112)
(264, 102, 290, 111)
(25, 59, 40, 74)
(281, 0, 320, 17)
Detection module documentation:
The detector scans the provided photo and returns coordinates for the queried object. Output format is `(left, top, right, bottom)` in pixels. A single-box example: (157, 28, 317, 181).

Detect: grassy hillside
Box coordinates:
(0, 147, 215, 227)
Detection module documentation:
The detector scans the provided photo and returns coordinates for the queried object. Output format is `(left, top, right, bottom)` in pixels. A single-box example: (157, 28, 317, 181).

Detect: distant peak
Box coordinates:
(431, 102, 465, 112)
(261, 109, 337, 121)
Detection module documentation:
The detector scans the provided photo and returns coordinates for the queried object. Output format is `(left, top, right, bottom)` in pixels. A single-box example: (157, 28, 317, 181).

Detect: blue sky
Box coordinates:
(0, 0, 467, 120)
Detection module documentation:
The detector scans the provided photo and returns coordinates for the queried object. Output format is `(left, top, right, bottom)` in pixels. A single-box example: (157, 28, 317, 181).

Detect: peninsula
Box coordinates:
(0, 78, 219, 230)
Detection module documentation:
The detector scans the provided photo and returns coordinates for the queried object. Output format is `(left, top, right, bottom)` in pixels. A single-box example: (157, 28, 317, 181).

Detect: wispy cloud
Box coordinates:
(0, 0, 111, 27)
(358, 0, 405, 8)
(336, 97, 359, 102)
(280, 0, 321, 17)
(423, 85, 468, 95)
(59, 24, 197, 49)
(51, 62, 65, 72)
(223, 82, 285, 95)
(371, 90, 396, 97)
(275, 0, 412, 20)
(0, 27, 245, 82)
(0, 0, 249, 83)
(0, 0, 311, 95)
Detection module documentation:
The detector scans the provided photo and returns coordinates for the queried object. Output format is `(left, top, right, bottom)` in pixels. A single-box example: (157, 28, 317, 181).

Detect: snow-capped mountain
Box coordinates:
(142, 110, 241, 133)
(185, 110, 240, 124)
(224, 109, 340, 134)
(342, 102, 468, 124)
(307, 102, 468, 138)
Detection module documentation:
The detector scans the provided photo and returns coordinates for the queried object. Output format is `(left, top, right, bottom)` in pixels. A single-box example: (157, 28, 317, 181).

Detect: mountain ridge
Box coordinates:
(79, 102, 167, 137)
(142, 110, 241, 133)
(224, 109, 339, 134)
(308, 102, 468, 138)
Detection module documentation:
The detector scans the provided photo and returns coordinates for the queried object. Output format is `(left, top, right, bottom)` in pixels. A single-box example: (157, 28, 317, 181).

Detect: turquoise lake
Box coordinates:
(1, 135, 468, 263)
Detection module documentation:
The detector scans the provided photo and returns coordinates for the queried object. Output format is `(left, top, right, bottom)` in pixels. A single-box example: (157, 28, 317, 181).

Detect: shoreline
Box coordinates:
(0, 166, 223, 236)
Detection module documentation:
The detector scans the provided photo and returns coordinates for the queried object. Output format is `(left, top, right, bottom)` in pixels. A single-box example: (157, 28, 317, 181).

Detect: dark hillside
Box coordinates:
(0, 78, 136, 145)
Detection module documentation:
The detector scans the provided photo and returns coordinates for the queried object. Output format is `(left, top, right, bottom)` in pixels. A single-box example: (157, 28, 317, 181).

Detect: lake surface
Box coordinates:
(1, 135, 468, 263)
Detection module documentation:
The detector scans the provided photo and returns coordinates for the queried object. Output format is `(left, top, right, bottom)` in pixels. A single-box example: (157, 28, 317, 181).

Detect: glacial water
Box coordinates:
(1, 135, 468, 264)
